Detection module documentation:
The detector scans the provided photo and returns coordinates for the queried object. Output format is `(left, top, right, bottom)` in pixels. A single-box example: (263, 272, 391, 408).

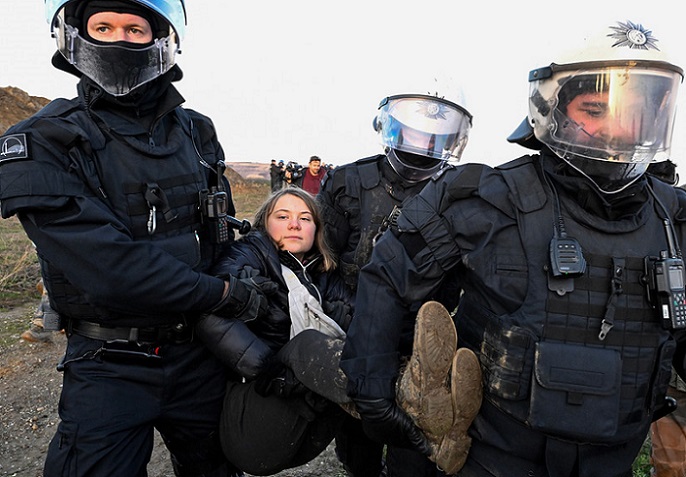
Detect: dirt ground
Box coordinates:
(0, 303, 346, 477)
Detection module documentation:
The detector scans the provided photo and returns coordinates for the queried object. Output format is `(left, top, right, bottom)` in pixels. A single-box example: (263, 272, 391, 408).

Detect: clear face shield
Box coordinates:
(377, 95, 472, 161)
(53, 13, 178, 96)
(530, 63, 681, 192)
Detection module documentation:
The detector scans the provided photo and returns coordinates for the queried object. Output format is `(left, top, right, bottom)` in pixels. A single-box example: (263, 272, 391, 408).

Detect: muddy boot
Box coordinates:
(433, 347, 482, 475)
(397, 301, 457, 445)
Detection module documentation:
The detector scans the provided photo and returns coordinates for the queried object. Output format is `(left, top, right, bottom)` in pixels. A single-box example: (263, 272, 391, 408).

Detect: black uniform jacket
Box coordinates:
(0, 77, 229, 326)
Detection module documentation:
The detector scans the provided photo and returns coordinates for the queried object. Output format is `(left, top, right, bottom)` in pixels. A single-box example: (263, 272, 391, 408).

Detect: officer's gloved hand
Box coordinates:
(322, 300, 353, 331)
(354, 397, 432, 456)
(254, 359, 306, 398)
(237, 266, 280, 296)
(212, 274, 270, 323)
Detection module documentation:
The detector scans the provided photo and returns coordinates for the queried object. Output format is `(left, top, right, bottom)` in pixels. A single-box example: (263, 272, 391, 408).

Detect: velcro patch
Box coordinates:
(0, 133, 29, 164)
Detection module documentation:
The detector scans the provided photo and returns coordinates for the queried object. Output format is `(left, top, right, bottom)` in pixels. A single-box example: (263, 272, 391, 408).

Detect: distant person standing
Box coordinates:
(270, 159, 282, 192)
(297, 155, 327, 195)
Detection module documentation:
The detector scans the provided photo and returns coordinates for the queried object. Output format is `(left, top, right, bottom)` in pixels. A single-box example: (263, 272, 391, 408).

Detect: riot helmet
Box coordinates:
(374, 77, 473, 183)
(521, 20, 683, 194)
(45, 0, 187, 96)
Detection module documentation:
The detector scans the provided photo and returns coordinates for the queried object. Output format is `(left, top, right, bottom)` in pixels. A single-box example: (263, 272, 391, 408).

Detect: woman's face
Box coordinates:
(265, 194, 316, 259)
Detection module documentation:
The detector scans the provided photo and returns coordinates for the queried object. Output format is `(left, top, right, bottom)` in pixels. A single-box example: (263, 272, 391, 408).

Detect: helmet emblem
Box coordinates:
(608, 20, 659, 51)
(416, 100, 450, 120)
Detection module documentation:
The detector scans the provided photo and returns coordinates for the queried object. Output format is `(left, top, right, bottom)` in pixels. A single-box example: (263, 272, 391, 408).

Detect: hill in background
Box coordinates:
(0, 86, 50, 133)
(228, 161, 270, 181)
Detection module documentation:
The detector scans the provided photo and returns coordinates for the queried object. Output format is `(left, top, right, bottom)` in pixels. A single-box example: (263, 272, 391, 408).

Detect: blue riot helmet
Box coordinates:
(374, 77, 473, 183)
(510, 20, 683, 194)
(45, 0, 187, 96)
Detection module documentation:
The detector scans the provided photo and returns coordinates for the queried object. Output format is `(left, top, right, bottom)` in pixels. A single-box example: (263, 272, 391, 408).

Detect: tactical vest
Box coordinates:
(336, 156, 428, 289)
(454, 157, 676, 445)
(5, 100, 228, 324)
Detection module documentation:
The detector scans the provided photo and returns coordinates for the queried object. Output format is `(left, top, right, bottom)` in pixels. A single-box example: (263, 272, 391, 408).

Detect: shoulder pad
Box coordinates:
(444, 163, 484, 200)
(441, 155, 546, 216)
(649, 175, 685, 222)
(0, 99, 98, 217)
(354, 154, 384, 165)
(352, 154, 384, 190)
(4, 98, 104, 158)
(182, 107, 216, 139)
(322, 155, 383, 196)
(495, 155, 547, 213)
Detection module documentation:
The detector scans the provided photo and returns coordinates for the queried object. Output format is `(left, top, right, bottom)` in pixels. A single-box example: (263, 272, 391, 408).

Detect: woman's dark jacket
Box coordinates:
(196, 230, 353, 379)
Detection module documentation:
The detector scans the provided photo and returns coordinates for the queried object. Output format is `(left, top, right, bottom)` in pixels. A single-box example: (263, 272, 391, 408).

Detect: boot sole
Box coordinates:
(414, 301, 458, 387)
(435, 348, 482, 475)
(398, 301, 457, 441)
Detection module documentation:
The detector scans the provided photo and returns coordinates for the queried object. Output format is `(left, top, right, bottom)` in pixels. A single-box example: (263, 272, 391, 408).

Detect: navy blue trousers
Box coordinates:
(44, 333, 236, 477)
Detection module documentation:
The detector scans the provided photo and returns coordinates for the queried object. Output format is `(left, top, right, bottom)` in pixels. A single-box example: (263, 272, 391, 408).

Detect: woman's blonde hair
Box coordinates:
(253, 187, 336, 271)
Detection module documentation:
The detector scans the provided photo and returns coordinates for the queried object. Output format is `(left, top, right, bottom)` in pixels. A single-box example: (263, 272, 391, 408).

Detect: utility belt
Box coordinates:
(68, 319, 193, 345)
(59, 319, 194, 369)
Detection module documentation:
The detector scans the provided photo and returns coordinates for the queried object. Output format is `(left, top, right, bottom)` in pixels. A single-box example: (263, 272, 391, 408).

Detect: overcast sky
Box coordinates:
(5, 1, 686, 171)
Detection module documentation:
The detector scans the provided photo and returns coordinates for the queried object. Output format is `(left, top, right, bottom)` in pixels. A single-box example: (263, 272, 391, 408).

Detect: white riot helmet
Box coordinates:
(45, 0, 187, 96)
(524, 20, 683, 194)
(374, 77, 473, 182)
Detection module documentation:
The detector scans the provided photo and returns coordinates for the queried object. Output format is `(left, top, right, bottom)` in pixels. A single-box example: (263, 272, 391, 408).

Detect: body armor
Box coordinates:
(454, 157, 676, 444)
(0, 98, 231, 326)
(320, 155, 430, 290)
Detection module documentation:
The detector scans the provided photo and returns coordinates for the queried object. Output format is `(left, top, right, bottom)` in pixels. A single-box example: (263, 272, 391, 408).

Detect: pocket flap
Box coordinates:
(534, 342, 620, 396)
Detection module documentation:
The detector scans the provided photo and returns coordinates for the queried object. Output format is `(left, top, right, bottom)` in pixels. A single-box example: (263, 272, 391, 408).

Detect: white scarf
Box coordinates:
(281, 264, 346, 340)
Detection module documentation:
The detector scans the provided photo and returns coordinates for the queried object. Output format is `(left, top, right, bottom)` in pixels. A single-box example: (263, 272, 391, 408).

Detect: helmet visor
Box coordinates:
(54, 17, 177, 96)
(540, 65, 681, 164)
(377, 95, 472, 160)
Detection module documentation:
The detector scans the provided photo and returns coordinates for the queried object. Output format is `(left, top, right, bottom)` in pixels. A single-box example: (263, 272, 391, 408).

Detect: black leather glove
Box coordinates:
(254, 359, 306, 398)
(354, 397, 432, 456)
(237, 266, 280, 296)
(212, 274, 269, 323)
(322, 300, 353, 331)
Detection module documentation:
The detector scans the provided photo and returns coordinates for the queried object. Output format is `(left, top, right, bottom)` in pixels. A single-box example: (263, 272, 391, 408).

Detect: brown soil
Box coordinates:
(0, 303, 345, 477)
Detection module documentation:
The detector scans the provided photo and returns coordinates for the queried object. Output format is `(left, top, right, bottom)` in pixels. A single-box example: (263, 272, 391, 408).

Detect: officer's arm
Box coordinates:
(18, 198, 224, 316)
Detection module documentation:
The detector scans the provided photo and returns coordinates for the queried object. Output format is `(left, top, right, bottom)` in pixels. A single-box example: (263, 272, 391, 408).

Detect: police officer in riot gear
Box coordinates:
(0, 1, 267, 475)
(319, 79, 472, 293)
(318, 80, 472, 477)
(340, 20, 686, 476)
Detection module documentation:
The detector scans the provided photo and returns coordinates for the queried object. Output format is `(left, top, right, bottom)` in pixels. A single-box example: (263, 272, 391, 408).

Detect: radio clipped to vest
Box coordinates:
(644, 185, 686, 330)
(644, 219, 686, 330)
(199, 161, 250, 243)
(200, 186, 251, 243)
(544, 173, 586, 296)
